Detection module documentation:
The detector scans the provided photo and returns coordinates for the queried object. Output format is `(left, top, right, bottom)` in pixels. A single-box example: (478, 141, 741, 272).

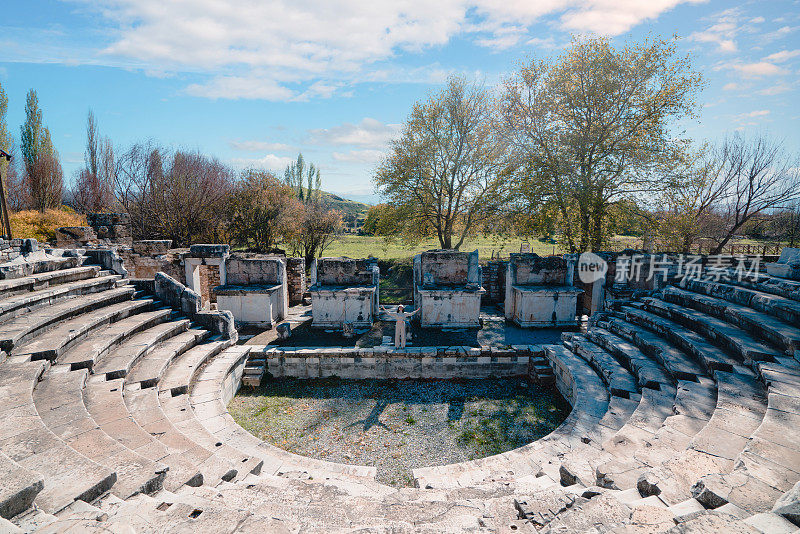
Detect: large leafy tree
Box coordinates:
(20, 89, 62, 212)
(375, 76, 511, 250)
(226, 170, 302, 252)
(501, 36, 703, 252)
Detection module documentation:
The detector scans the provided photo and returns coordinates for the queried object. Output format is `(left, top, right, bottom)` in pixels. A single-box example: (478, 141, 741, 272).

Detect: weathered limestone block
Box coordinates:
(189, 244, 230, 258)
(154, 272, 236, 339)
(773, 480, 800, 526)
(132, 240, 172, 255)
(413, 250, 485, 328)
(766, 248, 800, 281)
(86, 213, 132, 246)
(55, 226, 97, 248)
(215, 255, 288, 327)
(310, 257, 379, 330)
(505, 253, 582, 327)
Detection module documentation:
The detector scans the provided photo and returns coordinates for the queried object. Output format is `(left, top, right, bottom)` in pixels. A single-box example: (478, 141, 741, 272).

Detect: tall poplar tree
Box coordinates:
(20, 89, 62, 211)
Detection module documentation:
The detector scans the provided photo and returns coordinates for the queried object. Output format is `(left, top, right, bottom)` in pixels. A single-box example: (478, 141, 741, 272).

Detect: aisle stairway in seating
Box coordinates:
(1, 251, 799, 533)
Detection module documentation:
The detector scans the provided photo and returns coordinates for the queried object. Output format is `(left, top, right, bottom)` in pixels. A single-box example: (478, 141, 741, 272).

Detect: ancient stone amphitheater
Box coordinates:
(0, 245, 798, 533)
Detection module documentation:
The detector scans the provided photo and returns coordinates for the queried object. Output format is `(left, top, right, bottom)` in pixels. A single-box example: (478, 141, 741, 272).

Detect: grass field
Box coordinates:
(323, 234, 648, 260)
(324, 235, 566, 260)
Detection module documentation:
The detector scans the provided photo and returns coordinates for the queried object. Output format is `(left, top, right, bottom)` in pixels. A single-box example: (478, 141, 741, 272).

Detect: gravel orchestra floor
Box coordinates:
(227, 377, 570, 487)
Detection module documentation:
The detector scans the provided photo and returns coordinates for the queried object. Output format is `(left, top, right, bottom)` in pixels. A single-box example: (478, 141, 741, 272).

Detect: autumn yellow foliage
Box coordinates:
(9, 208, 87, 243)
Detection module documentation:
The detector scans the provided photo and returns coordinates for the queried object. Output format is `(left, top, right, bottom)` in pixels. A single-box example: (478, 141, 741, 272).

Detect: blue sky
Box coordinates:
(1, 0, 799, 204)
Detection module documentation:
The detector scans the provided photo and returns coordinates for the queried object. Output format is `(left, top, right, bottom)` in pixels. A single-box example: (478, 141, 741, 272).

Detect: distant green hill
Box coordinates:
(320, 191, 370, 219)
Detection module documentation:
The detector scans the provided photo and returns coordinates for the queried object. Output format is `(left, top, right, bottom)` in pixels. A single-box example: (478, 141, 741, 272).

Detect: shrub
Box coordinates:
(10, 207, 86, 242)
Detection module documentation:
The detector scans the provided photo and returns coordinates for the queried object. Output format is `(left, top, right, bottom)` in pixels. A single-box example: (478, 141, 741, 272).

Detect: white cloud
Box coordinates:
(229, 141, 293, 152)
(757, 83, 792, 96)
(332, 149, 388, 164)
(731, 109, 771, 125)
(729, 61, 789, 77)
(722, 82, 740, 91)
(230, 153, 295, 171)
(559, 0, 706, 36)
(309, 118, 401, 148)
(689, 9, 743, 53)
(79, 0, 706, 99)
(764, 49, 800, 63)
(185, 76, 295, 101)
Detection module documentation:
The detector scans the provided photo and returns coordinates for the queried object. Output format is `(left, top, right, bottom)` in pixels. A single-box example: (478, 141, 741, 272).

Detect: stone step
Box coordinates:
(585, 327, 673, 389)
(0, 361, 116, 514)
(621, 306, 745, 374)
(645, 296, 783, 364)
(688, 371, 766, 466)
(568, 335, 640, 398)
(0, 274, 120, 324)
(664, 286, 800, 354)
(159, 391, 263, 478)
(92, 323, 201, 381)
(33, 368, 168, 499)
(83, 377, 205, 492)
(0, 286, 136, 353)
(605, 316, 707, 382)
(157, 339, 231, 397)
(123, 330, 210, 388)
(0, 266, 100, 300)
(11, 297, 154, 362)
(682, 277, 800, 326)
(715, 270, 800, 304)
(123, 383, 239, 488)
(0, 450, 43, 520)
(56, 308, 174, 370)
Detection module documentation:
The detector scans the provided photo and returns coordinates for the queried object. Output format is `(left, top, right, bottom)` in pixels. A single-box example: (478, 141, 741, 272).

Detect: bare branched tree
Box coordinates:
(73, 111, 116, 213)
(114, 142, 234, 245)
(700, 133, 800, 254)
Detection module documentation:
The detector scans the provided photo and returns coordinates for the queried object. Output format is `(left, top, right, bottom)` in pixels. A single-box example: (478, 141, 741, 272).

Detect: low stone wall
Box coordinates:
(86, 213, 132, 246)
(251, 345, 540, 380)
(0, 238, 24, 263)
(153, 272, 236, 340)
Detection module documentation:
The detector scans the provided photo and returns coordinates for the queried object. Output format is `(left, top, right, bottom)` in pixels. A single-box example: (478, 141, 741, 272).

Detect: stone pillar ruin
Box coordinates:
(413, 249, 485, 328)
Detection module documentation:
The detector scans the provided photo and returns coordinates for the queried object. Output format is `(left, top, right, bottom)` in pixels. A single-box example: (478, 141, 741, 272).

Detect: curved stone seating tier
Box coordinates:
(586, 327, 674, 388)
(566, 334, 641, 398)
(643, 297, 784, 364)
(0, 273, 120, 323)
(0, 266, 100, 300)
(122, 383, 240, 487)
(32, 368, 168, 498)
(0, 286, 136, 353)
(51, 307, 174, 370)
(682, 277, 800, 326)
(10, 298, 155, 363)
(719, 269, 800, 303)
(619, 306, 745, 375)
(97, 325, 203, 383)
(0, 361, 116, 515)
(83, 377, 205, 491)
(603, 316, 707, 382)
(663, 286, 800, 354)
